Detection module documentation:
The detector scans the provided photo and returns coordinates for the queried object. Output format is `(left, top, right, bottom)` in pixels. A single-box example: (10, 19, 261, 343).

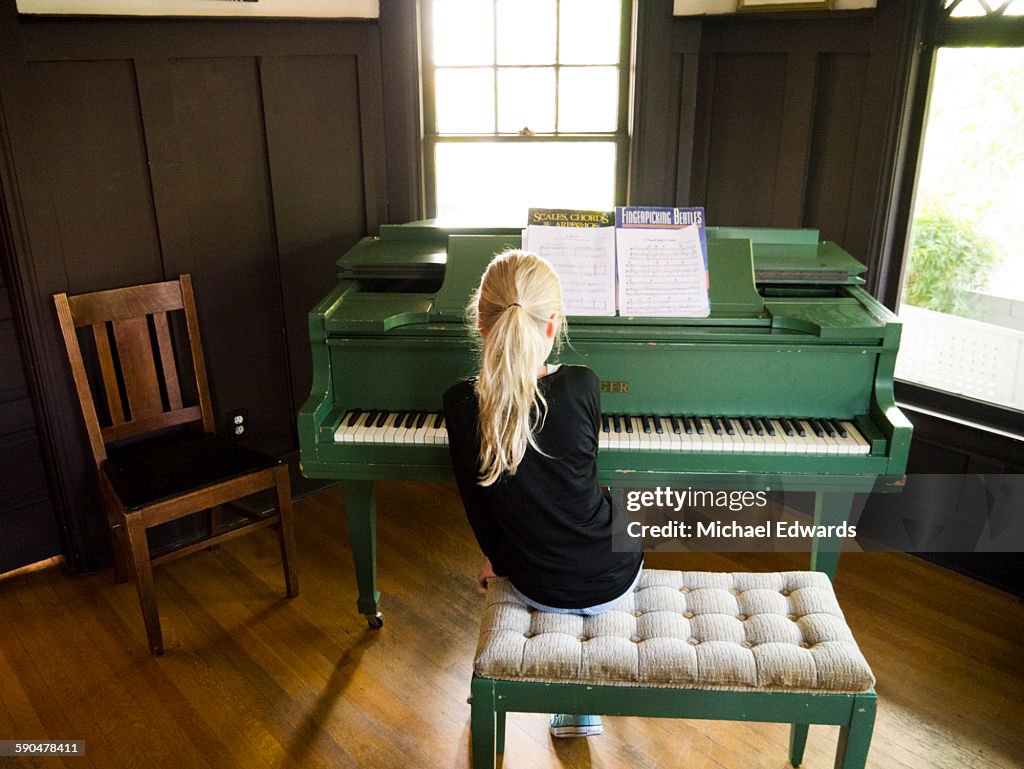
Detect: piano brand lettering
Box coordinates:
(625, 486, 767, 513)
(599, 380, 629, 393)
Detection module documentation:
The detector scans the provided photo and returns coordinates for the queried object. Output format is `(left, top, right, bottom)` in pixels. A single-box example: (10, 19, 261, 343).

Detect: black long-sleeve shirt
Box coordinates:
(442, 364, 642, 609)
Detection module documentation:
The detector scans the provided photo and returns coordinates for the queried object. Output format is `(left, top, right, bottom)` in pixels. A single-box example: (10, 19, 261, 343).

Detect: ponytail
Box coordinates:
(469, 250, 566, 486)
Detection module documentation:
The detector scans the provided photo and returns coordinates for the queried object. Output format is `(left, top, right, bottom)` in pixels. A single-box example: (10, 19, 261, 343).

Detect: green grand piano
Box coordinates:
(299, 222, 912, 628)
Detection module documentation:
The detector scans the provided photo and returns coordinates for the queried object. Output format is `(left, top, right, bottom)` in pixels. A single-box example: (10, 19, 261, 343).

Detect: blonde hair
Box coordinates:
(469, 250, 567, 486)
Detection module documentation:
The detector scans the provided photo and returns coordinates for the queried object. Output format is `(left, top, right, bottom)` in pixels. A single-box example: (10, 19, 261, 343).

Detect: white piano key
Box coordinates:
(763, 419, 791, 453)
(434, 416, 448, 445)
(334, 410, 360, 442)
(634, 416, 655, 451)
(838, 420, 870, 455)
(351, 411, 377, 443)
(410, 413, 432, 445)
(386, 412, 408, 444)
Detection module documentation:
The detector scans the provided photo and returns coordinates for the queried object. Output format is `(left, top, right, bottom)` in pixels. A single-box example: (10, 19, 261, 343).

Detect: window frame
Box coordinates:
(885, 0, 1024, 434)
(419, 0, 634, 219)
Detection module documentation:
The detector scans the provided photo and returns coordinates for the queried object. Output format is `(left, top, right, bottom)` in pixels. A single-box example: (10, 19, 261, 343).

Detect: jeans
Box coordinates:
(510, 561, 643, 616)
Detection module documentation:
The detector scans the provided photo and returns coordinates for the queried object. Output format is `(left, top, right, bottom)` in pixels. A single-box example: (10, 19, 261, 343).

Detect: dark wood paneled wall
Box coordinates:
(631, 0, 914, 295)
(0, 260, 61, 572)
(0, 1, 386, 571)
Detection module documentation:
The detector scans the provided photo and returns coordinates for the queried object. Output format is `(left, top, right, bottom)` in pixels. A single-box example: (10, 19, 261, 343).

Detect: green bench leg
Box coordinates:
(471, 677, 497, 769)
(835, 693, 876, 769)
(496, 709, 506, 755)
(789, 723, 809, 766)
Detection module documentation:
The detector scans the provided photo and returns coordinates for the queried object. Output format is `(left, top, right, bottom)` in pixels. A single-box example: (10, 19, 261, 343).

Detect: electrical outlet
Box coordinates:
(227, 408, 248, 439)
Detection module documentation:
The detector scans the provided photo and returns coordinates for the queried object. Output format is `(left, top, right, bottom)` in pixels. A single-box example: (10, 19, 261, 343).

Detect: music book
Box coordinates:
(522, 209, 617, 316)
(522, 206, 709, 318)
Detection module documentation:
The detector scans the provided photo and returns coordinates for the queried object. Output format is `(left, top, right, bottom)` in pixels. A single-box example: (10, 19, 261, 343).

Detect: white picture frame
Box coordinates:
(15, 0, 379, 18)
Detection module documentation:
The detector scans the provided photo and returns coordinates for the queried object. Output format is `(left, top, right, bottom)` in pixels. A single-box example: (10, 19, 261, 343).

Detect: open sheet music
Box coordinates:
(522, 206, 710, 318)
(615, 206, 710, 318)
(522, 209, 617, 316)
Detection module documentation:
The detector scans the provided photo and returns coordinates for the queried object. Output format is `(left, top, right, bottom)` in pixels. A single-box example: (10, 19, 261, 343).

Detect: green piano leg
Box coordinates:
(342, 480, 384, 628)
(810, 491, 854, 581)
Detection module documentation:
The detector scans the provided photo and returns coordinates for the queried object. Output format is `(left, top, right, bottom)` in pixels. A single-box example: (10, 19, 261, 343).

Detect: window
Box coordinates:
(421, 0, 632, 224)
(893, 1, 1024, 417)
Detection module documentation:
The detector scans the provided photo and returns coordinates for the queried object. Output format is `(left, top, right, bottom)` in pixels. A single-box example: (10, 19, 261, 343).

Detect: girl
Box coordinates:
(443, 249, 643, 738)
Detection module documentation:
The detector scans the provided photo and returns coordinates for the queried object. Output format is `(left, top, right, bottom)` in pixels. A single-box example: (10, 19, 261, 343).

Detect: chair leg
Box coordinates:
(789, 723, 809, 766)
(470, 677, 497, 769)
(834, 694, 876, 769)
(123, 512, 164, 656)
(273, 465, 299, 598)
(208, 506, 222, 543)
(99, 478, 130, 584)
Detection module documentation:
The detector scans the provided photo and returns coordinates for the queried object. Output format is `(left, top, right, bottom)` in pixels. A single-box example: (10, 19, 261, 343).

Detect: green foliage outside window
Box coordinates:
(903, 205, 997, 317)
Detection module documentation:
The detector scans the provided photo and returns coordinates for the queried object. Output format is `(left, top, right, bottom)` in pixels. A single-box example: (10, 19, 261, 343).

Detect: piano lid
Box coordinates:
(325, 222, 889, 339)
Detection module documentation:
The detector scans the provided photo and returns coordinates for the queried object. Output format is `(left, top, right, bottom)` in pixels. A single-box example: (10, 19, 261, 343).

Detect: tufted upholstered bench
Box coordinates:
(470, 569, 876, 769)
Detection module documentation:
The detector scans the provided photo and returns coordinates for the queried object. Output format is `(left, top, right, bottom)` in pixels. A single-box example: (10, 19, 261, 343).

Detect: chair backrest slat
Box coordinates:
(67, 281, 185, 326)
(153, 311, 183, 411)
(102, 405, 203, 443)
(111, 315, 164, 421)
(92, 322, 125, 426)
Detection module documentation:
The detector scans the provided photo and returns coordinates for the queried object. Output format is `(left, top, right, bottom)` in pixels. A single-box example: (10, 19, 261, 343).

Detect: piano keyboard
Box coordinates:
(334, 410, 872, 455)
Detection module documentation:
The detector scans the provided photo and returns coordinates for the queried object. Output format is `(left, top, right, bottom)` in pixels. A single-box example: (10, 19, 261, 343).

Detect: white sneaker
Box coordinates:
(549, 714, 603, 738)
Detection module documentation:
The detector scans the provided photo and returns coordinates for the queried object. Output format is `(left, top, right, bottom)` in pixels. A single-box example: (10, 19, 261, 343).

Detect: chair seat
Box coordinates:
(103, 433, 280, 511)
(474, 570, 875, 693)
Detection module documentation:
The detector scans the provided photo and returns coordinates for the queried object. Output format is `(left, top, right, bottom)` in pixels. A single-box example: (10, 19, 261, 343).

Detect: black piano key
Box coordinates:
(722, 417, 735, 436)
(653, 416, 664, 434)
(709, 415, 723, 435)
(795, 419, 807, 437)
(752, 417, 765, 436)
(738, 417, 753, 435)
(345, 409, 362, 427)
(694, 417, 705, 435)
(830, 419, 848, 438)
(602, 414, 611, 433)
(821, 419, 836, 438)
(613, 415, 622, 433)
(375, 412, 390, 428)
(416, 412, 427, 428)
(393, 411, 406, 429)
(759, 417, 775, 436)
(670, 415, 681, 434)
(364, 410, 378, 427)
(433, 413, 444, 429)
(403, 412, 417, 429)
(624, 417, 634, 434)
(641, 415, 651, 434)
(778, 417, 794, 436)
(808, 418, 825, 438)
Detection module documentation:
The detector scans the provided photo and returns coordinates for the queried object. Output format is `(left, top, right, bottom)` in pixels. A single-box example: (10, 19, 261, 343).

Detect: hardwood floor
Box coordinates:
(1, 481, 1021, 769)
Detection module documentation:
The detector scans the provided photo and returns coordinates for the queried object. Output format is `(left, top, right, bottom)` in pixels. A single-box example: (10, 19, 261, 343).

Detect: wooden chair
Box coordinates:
(54, 275, 298, 655)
